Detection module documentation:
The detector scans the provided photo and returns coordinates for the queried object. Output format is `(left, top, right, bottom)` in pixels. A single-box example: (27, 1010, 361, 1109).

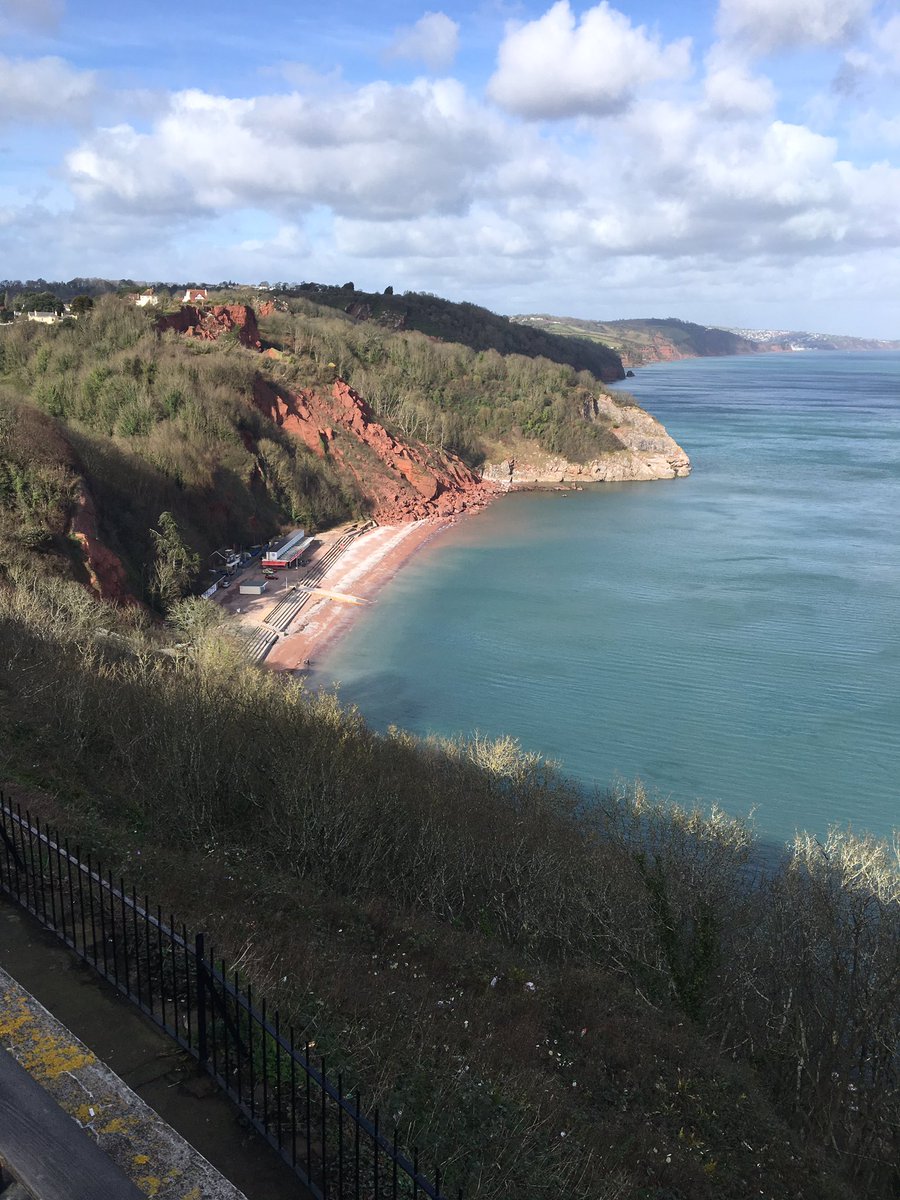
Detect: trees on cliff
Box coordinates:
(259, 300, 629, 470)
(149, 510, 199, 610)
(70, 294, 94, 317)
(0, 297, 360, 598)
(12, 290, 62, 313)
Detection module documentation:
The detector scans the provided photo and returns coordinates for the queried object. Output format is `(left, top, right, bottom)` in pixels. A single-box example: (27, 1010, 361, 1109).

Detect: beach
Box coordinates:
(213, 517, 462, 675)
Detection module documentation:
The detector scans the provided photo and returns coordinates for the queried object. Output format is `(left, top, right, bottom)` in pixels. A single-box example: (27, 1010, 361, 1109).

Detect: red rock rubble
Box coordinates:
(157, 305, 262, 350)
(252, 377, 497, 523)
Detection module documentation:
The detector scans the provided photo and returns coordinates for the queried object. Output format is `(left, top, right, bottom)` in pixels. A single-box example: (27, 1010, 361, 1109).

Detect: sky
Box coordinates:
(2, 0, 900, 336)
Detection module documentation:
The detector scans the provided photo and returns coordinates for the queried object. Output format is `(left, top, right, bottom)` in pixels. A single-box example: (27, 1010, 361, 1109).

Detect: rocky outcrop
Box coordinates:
(252, 377, 498, 523)
(69, 484, 134, 603)
(157, 305, 261, 350)
(482, 393, 690, 486)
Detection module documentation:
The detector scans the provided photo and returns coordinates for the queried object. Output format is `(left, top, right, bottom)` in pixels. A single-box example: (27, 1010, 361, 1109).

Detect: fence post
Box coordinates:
(195, 932, 209, 1065)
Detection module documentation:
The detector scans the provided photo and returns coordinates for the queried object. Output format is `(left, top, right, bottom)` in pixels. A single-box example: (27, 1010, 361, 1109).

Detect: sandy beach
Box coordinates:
(213, 517, 461, 675)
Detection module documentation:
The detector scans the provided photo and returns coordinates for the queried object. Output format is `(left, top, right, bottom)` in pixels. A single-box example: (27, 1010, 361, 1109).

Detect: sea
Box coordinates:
(314, 352, 900, 848)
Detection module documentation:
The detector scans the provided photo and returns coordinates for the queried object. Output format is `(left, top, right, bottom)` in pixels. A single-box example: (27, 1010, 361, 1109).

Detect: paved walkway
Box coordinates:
(0, 901, 307, 1200)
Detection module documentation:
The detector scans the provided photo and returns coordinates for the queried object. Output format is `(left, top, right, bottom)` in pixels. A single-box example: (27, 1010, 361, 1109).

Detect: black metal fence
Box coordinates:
(0, 797, 458, 1200)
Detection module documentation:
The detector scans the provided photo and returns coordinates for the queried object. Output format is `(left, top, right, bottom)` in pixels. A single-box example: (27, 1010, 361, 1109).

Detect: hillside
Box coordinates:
(720, 326, 900, 351)
(0, 292, 681, 605)
(0, 290, 896, 1199)
(512, 314, 900, 367)
(1, 578, 897, 1200)
(288, 284, 626, 382)
(512, 315, 762, 367)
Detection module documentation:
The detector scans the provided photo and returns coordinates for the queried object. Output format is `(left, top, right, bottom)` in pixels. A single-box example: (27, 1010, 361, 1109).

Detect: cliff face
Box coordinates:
(252, 377, 498, 522)
(157, 305, 262, 350)
(69, 483, 134, 603)
(153, 302, 497, 523)
(159, 303, 685, 521)
(618, 331, 696, 368)
(482, 394, 690, 486)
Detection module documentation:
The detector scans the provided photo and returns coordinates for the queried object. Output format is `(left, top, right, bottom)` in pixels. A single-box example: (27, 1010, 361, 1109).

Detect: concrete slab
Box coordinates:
(0, 902, 308, 1200)
(0, 1046, 144, 1200)
(0, 966, 246, 1200)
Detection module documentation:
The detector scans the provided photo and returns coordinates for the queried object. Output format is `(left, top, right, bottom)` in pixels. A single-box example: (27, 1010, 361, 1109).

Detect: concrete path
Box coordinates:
(0, 901, 307, 1200)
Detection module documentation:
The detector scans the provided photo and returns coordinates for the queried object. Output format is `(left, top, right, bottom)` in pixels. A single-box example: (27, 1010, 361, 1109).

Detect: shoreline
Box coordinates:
(227, 464, 684, 680)
(266, 481, 619, 678)
(262, 515, 466, 678)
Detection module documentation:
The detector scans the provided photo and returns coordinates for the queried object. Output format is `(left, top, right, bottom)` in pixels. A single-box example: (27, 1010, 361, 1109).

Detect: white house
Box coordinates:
(135, 289, 159, 308)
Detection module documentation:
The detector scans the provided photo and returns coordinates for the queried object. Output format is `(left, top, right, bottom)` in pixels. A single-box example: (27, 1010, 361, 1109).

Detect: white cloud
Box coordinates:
(385, 12, 460, 72)
(834, 14, 900, 87)
(275, 61, 346, 93)
(850, 111, 900, 146)
(61, 66, 900, 280)
(3, 6, 897, 339)
(66, 80, 518, 221)
(879, 15, 900, 67)
(487, 1, 692, 120)
(693, 121, 840, 210)
(716, 0, 872, 54)
(703, 49, 776, 116)
(237, 223, 307, 256)
(0, 54, 96, 123)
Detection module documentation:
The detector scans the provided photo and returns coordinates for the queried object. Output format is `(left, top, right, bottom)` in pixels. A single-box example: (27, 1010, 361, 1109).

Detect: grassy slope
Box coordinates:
(0, 581, 897, 1200)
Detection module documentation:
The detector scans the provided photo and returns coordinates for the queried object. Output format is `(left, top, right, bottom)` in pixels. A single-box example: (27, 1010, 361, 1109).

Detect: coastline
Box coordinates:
(240, 449, 690, 679)
(220, 389, 691, 680)
(262, 516, 464, 677)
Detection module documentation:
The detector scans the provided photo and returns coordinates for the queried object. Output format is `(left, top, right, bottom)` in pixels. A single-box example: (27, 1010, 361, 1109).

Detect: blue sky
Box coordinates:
(2, 0, 900, 335)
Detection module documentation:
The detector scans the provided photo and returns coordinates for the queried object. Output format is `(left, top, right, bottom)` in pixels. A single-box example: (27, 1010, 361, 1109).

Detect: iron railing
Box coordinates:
(0, 797, 458, 1200)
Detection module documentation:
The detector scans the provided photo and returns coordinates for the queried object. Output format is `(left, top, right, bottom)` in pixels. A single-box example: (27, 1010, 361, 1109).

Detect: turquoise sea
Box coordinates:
(315, 352, 900, 846)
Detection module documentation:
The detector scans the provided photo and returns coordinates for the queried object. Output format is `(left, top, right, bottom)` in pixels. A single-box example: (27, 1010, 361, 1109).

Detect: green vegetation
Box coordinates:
(260, 297, 630, 467)
(1, 577, 897, 1199)
(70, 295, 94, 317)
(0, 297, 359, 600)
(0, 290, 635, 606)
(12, 290, 64, 314)
(149, 511, 200, 610)
(291, 284, 625, 382)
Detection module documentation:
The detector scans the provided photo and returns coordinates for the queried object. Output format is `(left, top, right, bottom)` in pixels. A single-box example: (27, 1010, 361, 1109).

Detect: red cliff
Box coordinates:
(69, 484, 135, 604)
(159, 302, 497, 522)
(157, 305, 262, 350)
(252, 376, 497, 523)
